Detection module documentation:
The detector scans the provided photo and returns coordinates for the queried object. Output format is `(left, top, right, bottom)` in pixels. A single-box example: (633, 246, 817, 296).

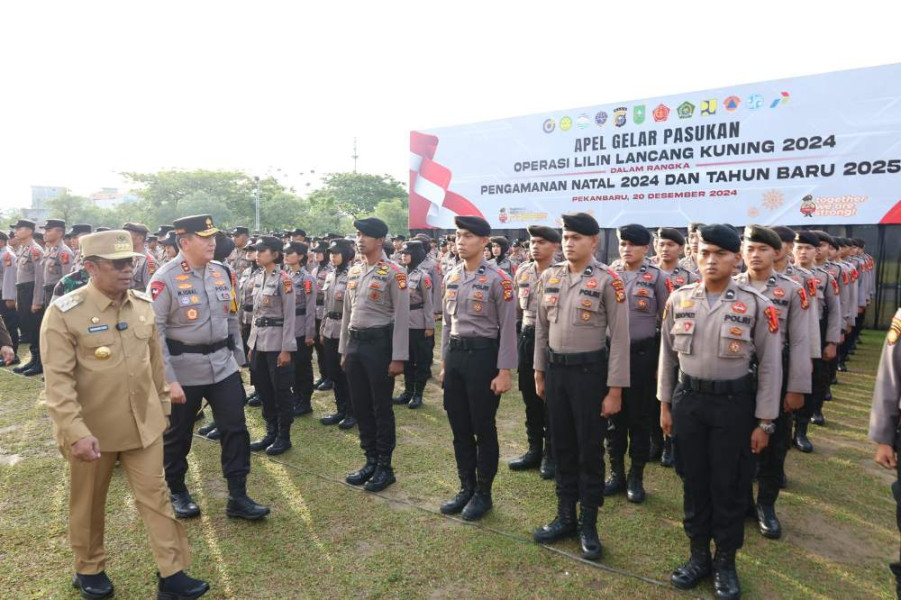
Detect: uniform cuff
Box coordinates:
(65, 421, 93, 447)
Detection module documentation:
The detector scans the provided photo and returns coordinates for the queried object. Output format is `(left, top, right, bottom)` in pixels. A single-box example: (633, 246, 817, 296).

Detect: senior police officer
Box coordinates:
(340, 217, 410, 492)
(149, 215, 269, 521)
(247, 235, 297, 455)
(508, 225, 560, 479)
(319, 238, 355, 428)
(392, 240, 435, 409)
(531, 212, 630, 560)
(869, 310, 901, 597)
(604, 224, 669, 503)
(659, 224, 782, 599)
(284, 241, 317, 416)
(438, 215, 517, 521)
(42, 229, 210, 600)
(13, 218, 45, 376)
(736, 225, 811, 540)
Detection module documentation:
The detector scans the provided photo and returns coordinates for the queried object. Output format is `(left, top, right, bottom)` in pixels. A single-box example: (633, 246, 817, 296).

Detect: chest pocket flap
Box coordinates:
(718, 322, 751, 359)
(671, 319, 695, 354)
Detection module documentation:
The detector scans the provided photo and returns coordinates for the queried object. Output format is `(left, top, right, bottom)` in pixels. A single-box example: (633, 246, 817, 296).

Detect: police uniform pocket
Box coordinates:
(718, 323, 751, 359)
(78, 331, 117, 365)
(572, 295, 600, 326)
(468, 290, 489, 317)
(446, 299, 458, 316)
(132, 324, 153, 339)
(631, 286, 655, 313)
(671, 320, 694, 354)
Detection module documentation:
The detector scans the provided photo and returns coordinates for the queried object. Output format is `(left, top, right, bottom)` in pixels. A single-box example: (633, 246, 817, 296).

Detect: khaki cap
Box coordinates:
(80, 230, 144, 260)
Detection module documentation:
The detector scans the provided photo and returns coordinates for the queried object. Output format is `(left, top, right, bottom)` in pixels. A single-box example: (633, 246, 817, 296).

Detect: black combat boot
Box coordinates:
(756, 503, 782, 539)
(793, 420, 814, 453)
(265, 422, 292, 456)
(346, 456, 378, 486)
(72, 571, 114, 599)
(316, 379, 335, 391)
(533, 499, 578, 543)
(407, 384, 423, 409)
(392, 386, 412, 405)
(461, 480, 493, 521)
(320, 412, 345, 426)
(364, 456, 396, 492)
(23, 357, 43, 376)
(603, 456, 626, 496)
(440, 472, 475, 515)
(225, 477, 270, 520)
(247, 392, 262, 407)
(508, 443, 542, 471)
(810, 409, 825, 426)
(626, 465, 646, 504)
(13, 355, 35, 374)
(249, 420, 277, 452)
(156, 570, 210, 600)
(293, 397, 312, 416)
(671, 538, 712, 589)
(712, 549, 741, 599)
(539, 449, 556, 480)
(578, 505, 602, 560)
(338, 415, 358, 429)
(661, 436, 675, 467)
(170, 490, 201, 519)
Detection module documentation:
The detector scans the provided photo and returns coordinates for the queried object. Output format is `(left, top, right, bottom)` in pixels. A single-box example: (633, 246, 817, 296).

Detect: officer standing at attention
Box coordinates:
(735, 225, 811, 540)
(41, 219, 75, 307)
(678, 222, 704, 276)
(42, 230, 209, 600)
(490, 236, 515, 277)
(659, 224, 781, 599)
(13, 218, 45, 377)
(311, 240, 334, 391)
(0, 232, 19, 364)
(319, 238, 356, 428)
(123, 222, 157, 292)
(508, 225, 560, 479)
(605, 224, 669, 504)
(392, 240, 435, 409)
(438, 215, 517, 521)
(284, 241, 317, 417)
(149, 215, 269, 521)
(340, 217, 410, 492)
(247, 236, 297, 455)
(227, 226, 251, 276)
(868, 309, 901, 597)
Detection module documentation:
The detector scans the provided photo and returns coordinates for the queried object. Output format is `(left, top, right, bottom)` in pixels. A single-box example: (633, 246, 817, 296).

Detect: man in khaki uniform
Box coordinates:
(41, 230, 209, 600)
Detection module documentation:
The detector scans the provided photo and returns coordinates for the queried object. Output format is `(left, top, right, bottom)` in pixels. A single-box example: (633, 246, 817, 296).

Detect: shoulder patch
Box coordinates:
(54, 292, 84, 313)
(500, 277, 513, 301)
(131, 290, 152, 302)
(423, 275, 432, 289)
(395, 272, 407, 289)
(150, 280, 166, 301)
(798, 287, 809, 310)
(304, 279, 313, 295)
(764, 305, 780, 333)
(281, 271, 293, 294)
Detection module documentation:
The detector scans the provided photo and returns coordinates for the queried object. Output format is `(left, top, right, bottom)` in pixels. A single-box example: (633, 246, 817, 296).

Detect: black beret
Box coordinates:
(353, 217, 389, 238)
(656, 227, 684, 245)
(42, 219, 66, 230)
(743, 225, 782, 250)
(454, 215, 491, 237)
(284, 241, 309, 255)
(688, 222, 705, 233)
(854, 238, 866, 248)
(214, 234, 235, 262)
(252, 235, 284, 252)
(526, 225, 561, 243)
(561, 212, 600, 236)
(617, 223, 652, 246)
(699, 224, 741, 253)
(289, 228, 306, 237)
(172, 215, 217, 237)
(770, 226, 796, 243)
(794, 231, 821, 247)
(401, 240, 424, 254)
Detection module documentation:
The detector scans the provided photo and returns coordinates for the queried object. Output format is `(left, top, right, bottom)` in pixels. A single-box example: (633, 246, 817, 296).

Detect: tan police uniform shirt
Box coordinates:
(16, 238, 45, 302)
(132, 251, 158, 292)
(658, 279, 782, 419)
(41, 282, 170, 452)
(407, 264, 435, 330)
(517, 260, 541, 328)
(238, 265, 257, 326)
(678, 255, 700, 276)
(613, 259, 670, 342)
(339, 253, 410, 361)
(658, 263, 700, 293)
(533, 258, 630, 387)
(812, 265, 843, 344)
(42, 242, 75, 291)
(289, 265, 317, 340)
(869, 309, 901, 445)
(312, 262, 332, 321)
(779, 263, 823, 358)
(248, 267, 297, 352)
(441, 258, 518, 370)
(320, 267, 348, 339)
(0, 246, 16, 300)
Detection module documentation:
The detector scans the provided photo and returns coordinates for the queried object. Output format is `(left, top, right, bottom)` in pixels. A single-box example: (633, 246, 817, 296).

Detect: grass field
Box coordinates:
(0, 329, 897, 599)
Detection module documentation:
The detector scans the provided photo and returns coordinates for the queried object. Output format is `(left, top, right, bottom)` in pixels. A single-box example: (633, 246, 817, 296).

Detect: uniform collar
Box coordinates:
(691, 278, 741, 302)
(84, 280, 132, 312)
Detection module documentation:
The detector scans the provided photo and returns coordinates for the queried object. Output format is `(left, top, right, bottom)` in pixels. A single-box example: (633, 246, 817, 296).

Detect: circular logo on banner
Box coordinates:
(595, 110, 608, 127)
(576, 113, 591, 129)
(542, 118, 556, 134)
(559, 116, 572, 131)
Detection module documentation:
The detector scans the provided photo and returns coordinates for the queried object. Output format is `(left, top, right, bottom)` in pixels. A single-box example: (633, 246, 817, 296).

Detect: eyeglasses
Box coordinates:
(98, 258, 135, 270)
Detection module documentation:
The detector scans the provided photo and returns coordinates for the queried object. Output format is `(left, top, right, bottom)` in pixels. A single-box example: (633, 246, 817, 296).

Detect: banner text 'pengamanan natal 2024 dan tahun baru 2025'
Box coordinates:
(409, 63, 901, 230)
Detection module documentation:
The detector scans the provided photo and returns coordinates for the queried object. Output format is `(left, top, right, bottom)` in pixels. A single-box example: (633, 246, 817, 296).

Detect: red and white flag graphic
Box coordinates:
(409, 131, 484, 229)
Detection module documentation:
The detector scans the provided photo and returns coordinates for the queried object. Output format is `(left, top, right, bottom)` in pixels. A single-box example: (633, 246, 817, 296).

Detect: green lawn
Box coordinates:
(0, 330, 897, 598)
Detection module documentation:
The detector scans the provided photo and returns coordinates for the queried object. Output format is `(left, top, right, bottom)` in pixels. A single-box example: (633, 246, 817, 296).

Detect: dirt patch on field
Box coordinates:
(788, 508, 884, 563)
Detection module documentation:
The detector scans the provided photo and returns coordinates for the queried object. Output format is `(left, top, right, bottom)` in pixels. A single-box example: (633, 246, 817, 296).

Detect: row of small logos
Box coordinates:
(543, 92, 791, 133)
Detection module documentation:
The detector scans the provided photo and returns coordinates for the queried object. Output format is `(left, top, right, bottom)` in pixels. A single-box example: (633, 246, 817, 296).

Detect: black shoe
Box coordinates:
(72, 572, 114, 599)
(461, 492, 492, 521)
(157, 570, 210, 600)
(648, 440, 663, 461)
(313, 377, 325, 388)
(316, 379, 335, 391)
(265, 436, 292, 456)
(712, 550, 741, 599)
(440, 487, 474, 515)
(756, 503, 782, 539)
(810, 410, 825, 426)
(508, 446, 542, 471)
(392, 391, 412, 405)
(837, 362, 848, 372)
(661, 437, 675, 468)
(170, 491, 201, 519)
(364, 461, 396, 492)
(824, 392, 833, 402)
(247, 393, 262, 407)
(407, 394, 423, 409)
(793, 420, 814, 452)
(889, 562, 901, 599)
(226, 494, 270, 520)
(197, 422, 217, 436)
(13, 358, 34, 374)
(205, 428, 222, 441)
(671, 539, 712, 590)
(249, 422, 277, 452)
(346, 458, 378, 486)
(539, 453, 556, 480)
(337, 416, 357, 430)
(603, 459, 626, 496)
(626, 467, 646, 504)
(779, 472, 788, 489)
(293, 402, 313, 417)
(579, 506, 602, 560)
(320, 412, 344, 426)
(23, 363, 43, 376)
(533, 500, 578, 543)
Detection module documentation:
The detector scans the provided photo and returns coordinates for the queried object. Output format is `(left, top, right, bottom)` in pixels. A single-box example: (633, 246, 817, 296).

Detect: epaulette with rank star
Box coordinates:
(131, 290, 153, 303)
(54, 291, 85, 313)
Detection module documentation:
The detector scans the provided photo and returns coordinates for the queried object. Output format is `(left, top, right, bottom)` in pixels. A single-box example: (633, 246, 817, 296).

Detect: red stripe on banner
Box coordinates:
(409, 131, 483, 229)
(879, 199, 901, 224)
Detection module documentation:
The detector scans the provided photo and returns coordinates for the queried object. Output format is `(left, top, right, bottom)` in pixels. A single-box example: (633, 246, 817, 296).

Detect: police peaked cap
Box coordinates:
(284, 241, 309, 255)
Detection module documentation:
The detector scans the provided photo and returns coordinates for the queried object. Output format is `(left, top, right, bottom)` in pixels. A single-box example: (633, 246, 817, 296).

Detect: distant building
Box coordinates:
(90, 187, 139, 209)
(24, 185, 67, 222)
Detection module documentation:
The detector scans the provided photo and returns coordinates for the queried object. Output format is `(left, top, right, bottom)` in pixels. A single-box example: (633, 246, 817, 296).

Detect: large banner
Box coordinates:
(409, 63, 901, 230)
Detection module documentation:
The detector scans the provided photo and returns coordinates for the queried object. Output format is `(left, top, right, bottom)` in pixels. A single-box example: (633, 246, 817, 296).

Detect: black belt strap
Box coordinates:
(295, 307, 307, 316)
(348, 325, 391, 342)
(242, 304, 253, 311)
(547, 347, 608, 366)
(166, 337, 234, 356)
(449, 336, 497, 351)
(326, 311, 342, 319)
(410, 302, 424, 310)
(678, 371, 754, 394)
(254, 317, 285, 327)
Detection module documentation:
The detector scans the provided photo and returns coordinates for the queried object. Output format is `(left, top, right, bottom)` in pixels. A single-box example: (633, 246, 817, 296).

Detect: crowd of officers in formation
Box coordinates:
(21, 209, 901, 600)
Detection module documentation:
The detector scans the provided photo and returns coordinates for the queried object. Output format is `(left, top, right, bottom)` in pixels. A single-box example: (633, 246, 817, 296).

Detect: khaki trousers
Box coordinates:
(68, 436, 190, 577)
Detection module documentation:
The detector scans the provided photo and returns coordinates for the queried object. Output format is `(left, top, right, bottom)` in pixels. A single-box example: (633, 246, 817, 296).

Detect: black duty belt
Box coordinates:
(449, 336, 497, 351)
(678, 371, 754, 394)
(520, 324, 535, 335)
(410, 302, 424, 310)
(326, 311, 342, 319)
(242, 304, 253, 312)
(348, 325, 391, 341)
(295, 307, 307, 316)
(254, 317, 284, 327)
(630, 337, 658, 352)
(166, 337, 234, 356)
(16, 282, 34, 288)
(316, 299, 325, 306)
(547, 347, 608, 366)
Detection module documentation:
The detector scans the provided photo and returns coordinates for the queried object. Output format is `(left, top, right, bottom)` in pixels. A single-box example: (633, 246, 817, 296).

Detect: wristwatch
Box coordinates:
(758, 421, 776, 435)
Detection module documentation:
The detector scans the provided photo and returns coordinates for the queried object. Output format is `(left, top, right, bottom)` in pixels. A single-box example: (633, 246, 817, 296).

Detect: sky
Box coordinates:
(2, 0, 900, 212)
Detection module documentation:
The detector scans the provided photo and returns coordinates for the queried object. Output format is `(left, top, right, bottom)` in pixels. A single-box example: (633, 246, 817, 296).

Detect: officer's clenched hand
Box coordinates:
(305, 338, 314, 347)
(437, 368, 444, 388)
(490, 369, 511, 396)
(71, 436, 101, 462)
(534, 371, 545, 400)
(388, 360, 404, 377)
(783, 392, 804, 412)
(4, 300, 14, 309)
(875, 443, 898, 469)
(823, 343, 837, 361)
(340, 355, 346, 370)
(601, 388, 622, 418)
(750, 427, 770, 454)
(277, 351, 291, 367)
(169, 382, 186, 404)
(660, 403, 673, 436)
(424, 329, 434, 338)
(0, 346, 13, 365)
(31, 303, 42, 314)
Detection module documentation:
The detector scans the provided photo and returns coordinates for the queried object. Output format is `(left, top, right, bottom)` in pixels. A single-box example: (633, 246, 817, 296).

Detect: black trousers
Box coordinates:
(323, 336, 352, 416)
(163, 371, 251, 492)
(800, 317, 831, 422)
(546, 355, 608, 509)
(672, 385, 756, 552)
(251, 349, 295, 431)
(402, 329, 434, 390)
(0, 301, 19, 353)
(444, 343, 500, 491)
(517, 326, 551, 454)
(345, 333, 396, 460)
(893, 433, 901, 550)
(293, 336, 314, 403)
(607, 337, 657, 467)
(314, 317, 327, 378)
(16, 283, 42, 358)
(755, 354, 791, 506)
(240, 323, 255, 388)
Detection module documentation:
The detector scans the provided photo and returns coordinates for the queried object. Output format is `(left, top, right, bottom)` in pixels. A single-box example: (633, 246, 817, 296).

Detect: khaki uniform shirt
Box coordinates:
(658, 264, 700, 293)
(441, 259, 518, 370)
(678, 255, 700, 276)
(248, 267, 297, 353)
(289, 266, 317, 340)
(320, 267, 348, 339)
(42, 242, 75, 289)
(41, 282, 170, 452)
(149, 256, 244, 386)
(658, 280, 782, 419)
(533, 258, 630, 387)
(810, 266, 843, 345)
(419, 255, 442, 313)
(312, 262, 332, 320)
(238, 265, 257, 326)
(16, 239, 45, 303)
(613, 259, 670, 342)
(869, 309, 901, 445)
(0, 246, 16, 300)
(406, 265, 435, 330)
(339, 254, 409, 361)
(132, 251, 158, 292)
(778, 264, 823, 358)
(516, 261, 542, 328)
